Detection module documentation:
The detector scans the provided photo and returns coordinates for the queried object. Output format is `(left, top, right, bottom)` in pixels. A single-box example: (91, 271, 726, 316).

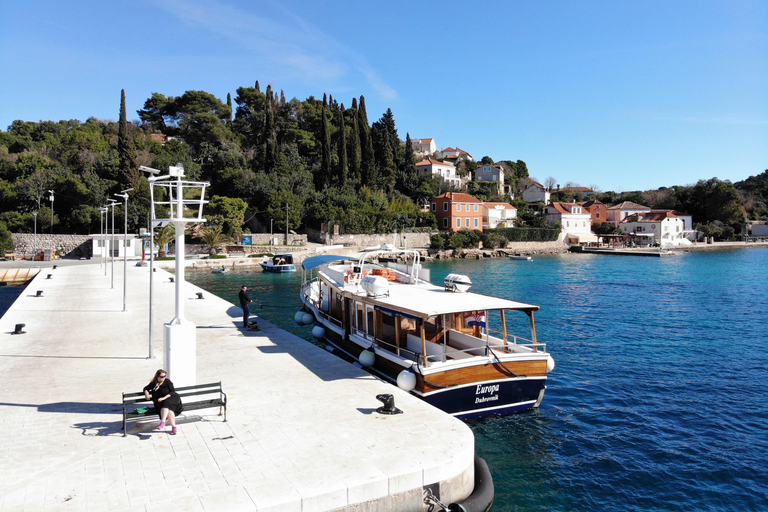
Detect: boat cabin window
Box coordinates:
(354, 303, 364, 332)
(366, 306, 375, 337)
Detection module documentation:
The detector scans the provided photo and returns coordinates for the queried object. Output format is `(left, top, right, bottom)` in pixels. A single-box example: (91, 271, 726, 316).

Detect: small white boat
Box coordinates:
(211, 265, 229, 273)
(509, 254, 532, 261)
(260, 253, 296, 273)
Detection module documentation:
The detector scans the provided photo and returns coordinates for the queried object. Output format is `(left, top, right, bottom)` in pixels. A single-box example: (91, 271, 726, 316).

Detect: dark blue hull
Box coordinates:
(419, 378, 546, 421)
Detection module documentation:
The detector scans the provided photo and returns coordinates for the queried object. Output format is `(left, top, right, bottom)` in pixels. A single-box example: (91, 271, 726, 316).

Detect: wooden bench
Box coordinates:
(122, 381, 227, 436)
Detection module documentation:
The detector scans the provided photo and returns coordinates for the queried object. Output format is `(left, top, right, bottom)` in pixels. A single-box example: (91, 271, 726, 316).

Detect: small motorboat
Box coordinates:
(260, 253, 296, 273)
(509, 254, 532, 261)
(211, 265, 229, 273)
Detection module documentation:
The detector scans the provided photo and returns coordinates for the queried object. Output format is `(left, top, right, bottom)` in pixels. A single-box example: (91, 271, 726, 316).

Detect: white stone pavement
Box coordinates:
(0, 260, 474, 512)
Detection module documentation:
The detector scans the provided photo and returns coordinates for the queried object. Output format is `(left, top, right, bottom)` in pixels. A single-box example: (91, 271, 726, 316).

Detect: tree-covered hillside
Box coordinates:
(0, 84, 444, 237)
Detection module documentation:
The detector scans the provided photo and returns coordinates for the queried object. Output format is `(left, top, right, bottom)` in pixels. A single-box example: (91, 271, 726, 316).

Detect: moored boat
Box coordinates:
(509, 254, 532, 261)
(211, 265, 229, 273)
(260, 253, 296, 273)
(300, 250, 554, 420)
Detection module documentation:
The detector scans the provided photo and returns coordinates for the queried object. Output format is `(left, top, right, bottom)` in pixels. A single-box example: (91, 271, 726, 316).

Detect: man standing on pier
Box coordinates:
(238, 285, 253, 328)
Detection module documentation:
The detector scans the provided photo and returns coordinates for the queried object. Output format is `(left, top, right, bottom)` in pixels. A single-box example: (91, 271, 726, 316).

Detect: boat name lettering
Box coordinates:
(475, 395, 499, 404)
(476, 384, 500, 395)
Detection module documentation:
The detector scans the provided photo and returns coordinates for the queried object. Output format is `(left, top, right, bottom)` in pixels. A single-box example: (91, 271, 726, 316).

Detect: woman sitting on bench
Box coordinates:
(143, 369, 183, 435)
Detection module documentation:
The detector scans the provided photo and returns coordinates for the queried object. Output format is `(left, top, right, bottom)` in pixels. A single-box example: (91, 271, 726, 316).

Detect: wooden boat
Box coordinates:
(260, 253, 296, 273)
(300, 250, 555, 420)
(509, 254, 532, 261)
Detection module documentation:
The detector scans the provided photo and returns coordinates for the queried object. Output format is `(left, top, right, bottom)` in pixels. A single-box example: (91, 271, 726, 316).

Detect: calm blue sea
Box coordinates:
(3, 249, 766, 511)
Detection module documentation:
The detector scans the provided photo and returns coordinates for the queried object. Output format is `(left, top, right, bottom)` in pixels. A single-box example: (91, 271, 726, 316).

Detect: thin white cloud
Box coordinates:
(149, 0, 397, 99)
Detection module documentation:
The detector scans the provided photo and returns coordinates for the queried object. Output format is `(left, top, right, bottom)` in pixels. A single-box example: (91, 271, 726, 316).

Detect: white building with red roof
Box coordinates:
(482, 202, 517, 228)
(412, 138, 436, 157)
(619, 210, 686, 246)
(544, 202, 593, 234)
(439, 147, 474, 162)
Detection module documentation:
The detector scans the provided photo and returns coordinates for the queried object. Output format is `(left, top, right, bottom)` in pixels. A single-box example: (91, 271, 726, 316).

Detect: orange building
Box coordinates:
(431, 192, 484, 232)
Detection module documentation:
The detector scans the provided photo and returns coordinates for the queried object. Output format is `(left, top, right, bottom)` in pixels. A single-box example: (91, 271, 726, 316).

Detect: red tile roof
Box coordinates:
(435, 192, 482, 203)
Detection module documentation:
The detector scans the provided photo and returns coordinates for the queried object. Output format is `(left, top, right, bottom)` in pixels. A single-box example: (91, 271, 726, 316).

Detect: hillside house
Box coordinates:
(482, 202, 517, 228)
(412, 138, 437, 157)
(474, 164, 506, 195)
(432, 192, 484, 232)
(606, 201, 651, 224)
(439, 147, 474, 162)
(522, 182, 551, 203)
(415, 159, 461, 188)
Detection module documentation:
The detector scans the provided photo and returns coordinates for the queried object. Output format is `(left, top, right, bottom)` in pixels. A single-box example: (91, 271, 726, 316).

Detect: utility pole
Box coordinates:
(285, 203, 289, 245)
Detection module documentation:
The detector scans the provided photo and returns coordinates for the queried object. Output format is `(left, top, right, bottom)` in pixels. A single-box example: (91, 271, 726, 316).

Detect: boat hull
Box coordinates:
(310, 308, 547, 420)
(260, 263, 296, 273)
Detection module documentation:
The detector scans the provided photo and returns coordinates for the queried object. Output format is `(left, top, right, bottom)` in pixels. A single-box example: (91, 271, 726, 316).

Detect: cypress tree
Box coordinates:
(118, 89, 139, 191)
(226, 93, 232, 123)
(264, 84, 276, 171)
(319, 93, 331, 189)
(337, 104, 347, 188)
(400, 133, 417, 194)
(358, 95, 375, 187)
(348, 107, 361, 184)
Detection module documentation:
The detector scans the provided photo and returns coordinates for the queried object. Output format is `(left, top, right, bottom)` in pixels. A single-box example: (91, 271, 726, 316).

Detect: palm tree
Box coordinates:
(196, 225, 231, 256)
(154, 225, 175, 258)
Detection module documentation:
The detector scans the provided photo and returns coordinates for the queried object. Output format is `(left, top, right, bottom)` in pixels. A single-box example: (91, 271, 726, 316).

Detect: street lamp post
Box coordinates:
(107, 200, 118, 288)
(115, 188, 133, 312)
(32, 211, 38, 260)
(48, 190, 54, 235)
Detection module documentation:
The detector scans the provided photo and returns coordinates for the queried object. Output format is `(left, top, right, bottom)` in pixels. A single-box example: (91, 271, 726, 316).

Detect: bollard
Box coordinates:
(35, 290, 44, 297)
(12, 323, 26, 335)
(47, 274, 52, 279)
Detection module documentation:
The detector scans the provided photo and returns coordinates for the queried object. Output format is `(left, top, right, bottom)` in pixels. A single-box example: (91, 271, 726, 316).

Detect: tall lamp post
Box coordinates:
(142, 164, 209, 386)
(139, 166, 162, 361)
(32, 211, 38, 260)
(115, 188, 133, 312)
(107, 200, 118, 288)
(48, 190, 54, 235)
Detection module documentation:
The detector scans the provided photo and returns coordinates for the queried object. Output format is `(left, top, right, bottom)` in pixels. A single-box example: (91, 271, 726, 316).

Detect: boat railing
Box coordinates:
(301, 280, 344, 330)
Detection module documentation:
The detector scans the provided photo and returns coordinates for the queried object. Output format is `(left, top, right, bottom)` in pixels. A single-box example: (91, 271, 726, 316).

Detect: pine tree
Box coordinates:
(337, 104, 347, 188)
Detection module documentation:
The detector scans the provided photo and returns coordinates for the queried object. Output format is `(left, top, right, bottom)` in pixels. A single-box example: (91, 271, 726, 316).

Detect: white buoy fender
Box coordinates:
(359, 348, 375, 367)
(311, 325, 325, 339)
(397, 369, 417, 392)
(294, 310, 307, 325)
(546, 355, 555, 373)
(301, 312, 314, 326)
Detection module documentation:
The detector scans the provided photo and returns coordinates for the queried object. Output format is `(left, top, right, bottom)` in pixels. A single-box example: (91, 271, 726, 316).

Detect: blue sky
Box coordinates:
(1, 0, 766, 192)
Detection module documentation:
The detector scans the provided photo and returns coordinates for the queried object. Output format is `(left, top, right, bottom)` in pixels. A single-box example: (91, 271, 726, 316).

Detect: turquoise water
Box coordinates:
(186, 249, 768, 511)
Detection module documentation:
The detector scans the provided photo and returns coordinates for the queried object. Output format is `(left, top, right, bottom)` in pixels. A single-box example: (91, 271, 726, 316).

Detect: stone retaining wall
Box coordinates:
(304, 228, 434, 249)
(11, 233, 93, 259)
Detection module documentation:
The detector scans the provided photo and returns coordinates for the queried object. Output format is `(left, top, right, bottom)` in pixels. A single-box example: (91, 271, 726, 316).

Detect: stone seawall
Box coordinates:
(11, 233, 93, 259)
(433, 240, 569, 259)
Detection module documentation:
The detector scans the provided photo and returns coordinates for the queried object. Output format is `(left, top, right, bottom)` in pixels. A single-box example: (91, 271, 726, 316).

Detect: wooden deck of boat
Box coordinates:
(0, 267, 41, 284)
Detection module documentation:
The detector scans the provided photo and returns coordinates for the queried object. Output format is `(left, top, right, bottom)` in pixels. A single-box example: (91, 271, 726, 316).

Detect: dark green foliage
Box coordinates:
(486, 227, 560, 242)
(0, 221, 14, 252)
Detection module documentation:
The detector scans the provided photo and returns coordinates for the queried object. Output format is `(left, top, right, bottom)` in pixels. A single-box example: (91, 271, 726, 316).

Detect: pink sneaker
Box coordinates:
(171, 426, 178, 435)
(157, 422, 165, 430)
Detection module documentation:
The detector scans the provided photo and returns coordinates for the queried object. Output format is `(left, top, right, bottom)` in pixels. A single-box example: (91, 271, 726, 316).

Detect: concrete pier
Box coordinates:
(0, 260, 475, 511)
